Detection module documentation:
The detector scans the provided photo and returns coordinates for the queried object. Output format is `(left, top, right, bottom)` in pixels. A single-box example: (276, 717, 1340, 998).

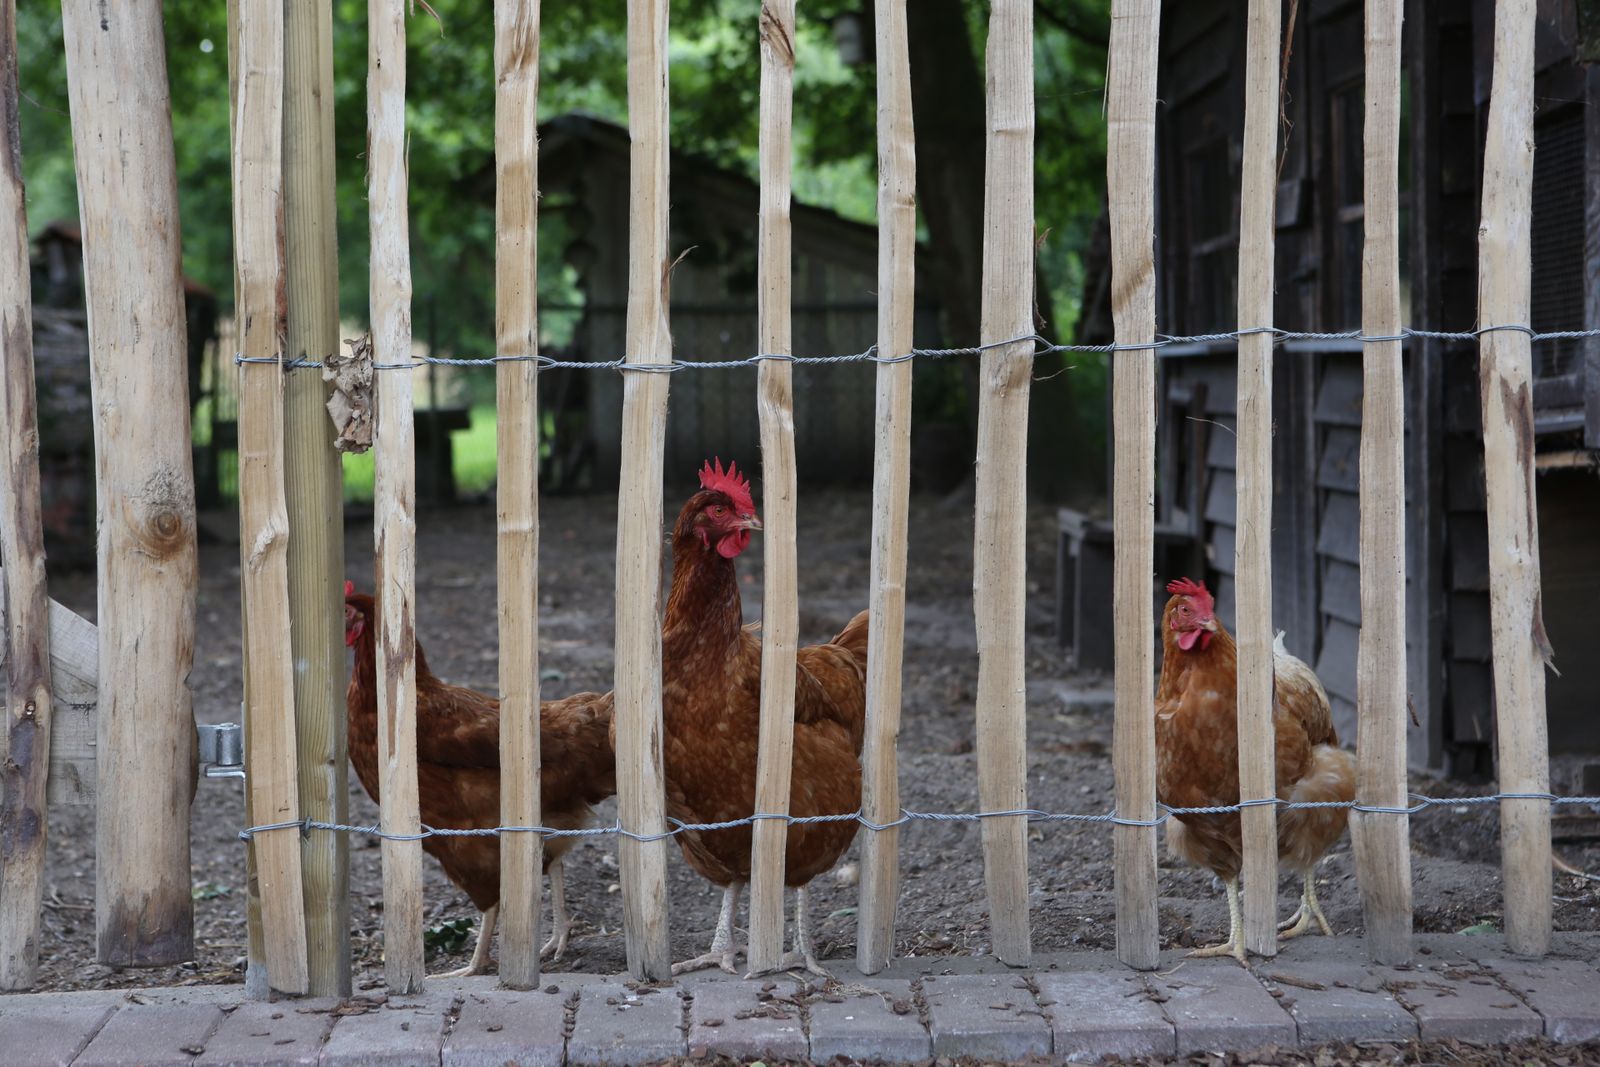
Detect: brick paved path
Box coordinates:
(2, 935, 1596, 1065)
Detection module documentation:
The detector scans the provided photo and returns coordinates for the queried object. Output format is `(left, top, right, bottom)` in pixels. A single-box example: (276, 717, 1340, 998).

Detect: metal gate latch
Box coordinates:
(198, 721, 244, 779)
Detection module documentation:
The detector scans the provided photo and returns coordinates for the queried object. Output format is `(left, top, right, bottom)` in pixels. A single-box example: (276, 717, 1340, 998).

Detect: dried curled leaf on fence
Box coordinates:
(325, 334, 375, 452)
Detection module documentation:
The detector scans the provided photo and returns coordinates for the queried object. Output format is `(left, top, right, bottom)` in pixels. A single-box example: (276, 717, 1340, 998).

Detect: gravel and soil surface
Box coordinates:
(31, 491, 1600, 991)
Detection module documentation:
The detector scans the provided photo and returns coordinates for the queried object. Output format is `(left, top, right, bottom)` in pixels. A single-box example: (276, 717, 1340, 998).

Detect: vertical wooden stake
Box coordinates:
(1107, 0, 1161, 972)
(495, 0, 543, 990)
(973, 0, 1034, 968)
(283, 0, 351, 997)
(233, 0, 310, 996)
(747, 0, 800, 978)
(224, 0, 270, 998)
(0, 0, 56, 992)
(369, 0, 425, 993)
(1477, 0, 1552, 958)
(61, 0, 199, 968)
(856, 0, 915, 977)
(1234, 0, 1281, 959)
(614, 0, 673, 981)
(1353, 0, 1413, 966)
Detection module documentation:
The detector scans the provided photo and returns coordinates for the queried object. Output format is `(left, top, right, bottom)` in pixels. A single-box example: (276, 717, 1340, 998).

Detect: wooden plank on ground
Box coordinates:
(1477, 0, 1552, 958)
(233, 0, 309, 997)
(495, 0, 543, 991)
(1234, 0, 1281, 959)
(972, 0, 1035, 969)
(1107, 0, 1162, 972)
(0, 595, 98, 808)
(369, 0, 425, 994)
(747, 0, 800, 977)
(856, 0, 915, 977)
(614, 0, 673, 982)
(1352, 0, 1413, 967)
(61, 0, 200, 969)
(0, 0, 55, 990)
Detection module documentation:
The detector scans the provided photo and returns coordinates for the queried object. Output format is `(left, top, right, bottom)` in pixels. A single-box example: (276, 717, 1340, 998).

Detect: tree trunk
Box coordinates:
(908, 0, 1080, 502)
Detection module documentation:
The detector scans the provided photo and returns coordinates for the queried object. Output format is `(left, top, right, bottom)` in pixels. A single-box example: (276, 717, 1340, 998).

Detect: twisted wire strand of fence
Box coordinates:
(238, 791, 1600, 843)
(234, 323, 1599, 372)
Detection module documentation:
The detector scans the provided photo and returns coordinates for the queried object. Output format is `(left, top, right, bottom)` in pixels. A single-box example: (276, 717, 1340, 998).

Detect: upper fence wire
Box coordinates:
(235, 323, 1600, 372)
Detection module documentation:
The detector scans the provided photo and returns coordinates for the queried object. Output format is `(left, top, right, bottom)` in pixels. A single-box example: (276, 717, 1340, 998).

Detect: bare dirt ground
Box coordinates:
(32, 490, 1600, 991)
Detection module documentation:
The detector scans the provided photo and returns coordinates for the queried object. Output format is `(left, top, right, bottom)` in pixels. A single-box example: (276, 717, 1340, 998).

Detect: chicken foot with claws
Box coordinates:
(673, 881, 746, 976)
(435, 904, 499, 979)
(749, 886, 828, 978)
(1187, 877, 1247, 964)
(1276, 872, 1334, 940)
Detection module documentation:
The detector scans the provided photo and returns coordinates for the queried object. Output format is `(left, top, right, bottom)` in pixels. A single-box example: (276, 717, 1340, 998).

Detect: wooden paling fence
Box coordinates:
(0, 0, 1563, 995)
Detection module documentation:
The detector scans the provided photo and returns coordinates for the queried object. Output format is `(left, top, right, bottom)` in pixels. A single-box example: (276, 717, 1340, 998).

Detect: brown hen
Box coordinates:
(655, 460, 868, 976)
(1156, 577, 1355, 962)
(344, 584, 615, 976)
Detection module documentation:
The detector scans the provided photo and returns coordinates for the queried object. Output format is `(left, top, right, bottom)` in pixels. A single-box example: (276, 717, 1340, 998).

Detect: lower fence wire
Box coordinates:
(239, 792, 1600, 844)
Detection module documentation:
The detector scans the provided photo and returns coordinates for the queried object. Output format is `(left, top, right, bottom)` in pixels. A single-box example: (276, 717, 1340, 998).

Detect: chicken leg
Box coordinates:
(672, 881, 745, 976)
(775, 886, 827, 977)
(436, 904, 498, 979)
(1187, 877, 1247, 964)
(540, 857, 572, 961)
(1277, 872, 1333, 940)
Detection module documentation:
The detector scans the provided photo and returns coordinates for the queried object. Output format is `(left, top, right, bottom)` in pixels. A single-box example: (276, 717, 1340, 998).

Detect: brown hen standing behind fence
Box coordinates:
(344, 583, 617, 977)
(647, 460, 869, 976)
(1156, 577, 1357, 963)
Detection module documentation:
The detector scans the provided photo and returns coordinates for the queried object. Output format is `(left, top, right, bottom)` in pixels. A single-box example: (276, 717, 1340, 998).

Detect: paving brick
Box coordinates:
(74, 1003, 226, 1067)
(1481, 958, 1600, 1043)
(319, 991, 455, 1067)
(1149, 961, 1295, 1055)
(1257, 959, 1418, 1045)
(567, 983, 684, 1066)
(442, 988, 570, 1067)
(684, 978, 806, 1062)
(921, 973, 1051, 1061)
(0, 1002, 116, 1067)
(196, 1000, 338, 1067)
(806, 978, 929, 1064)
(1377, 964, 1543, 1044)
(1036, 970, 1175, 1061)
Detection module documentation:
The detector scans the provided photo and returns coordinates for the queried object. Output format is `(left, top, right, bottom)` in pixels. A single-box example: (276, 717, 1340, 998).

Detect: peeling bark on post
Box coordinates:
(0, 0, 56, 992)
(61, 0, 199, 968)
(856, 0, 916, 977)
(613, 0, 674, 982)
(494, 0, 544, 990)
(1353, 0, 1414, 967)
(369, 0, 425, 993)
(1234, 0, 1281, 960)
(972, 0, 1034, 968)
(1107, 0, 1162, 972)
(1477, 0, 1553, 959)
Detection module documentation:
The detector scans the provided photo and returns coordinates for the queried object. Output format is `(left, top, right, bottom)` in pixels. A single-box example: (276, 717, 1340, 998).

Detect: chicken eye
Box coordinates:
(710, 505, 726, 517)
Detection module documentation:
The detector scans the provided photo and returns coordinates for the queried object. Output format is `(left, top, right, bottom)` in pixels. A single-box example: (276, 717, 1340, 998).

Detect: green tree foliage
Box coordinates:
(18, 0, 1111, 484)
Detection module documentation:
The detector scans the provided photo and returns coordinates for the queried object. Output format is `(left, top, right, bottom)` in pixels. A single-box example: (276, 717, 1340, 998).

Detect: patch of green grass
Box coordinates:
(339, 403, 501, 505)
(453, 403, 500, 496)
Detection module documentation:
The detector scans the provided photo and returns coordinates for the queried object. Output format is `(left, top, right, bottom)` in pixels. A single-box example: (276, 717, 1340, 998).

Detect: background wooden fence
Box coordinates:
(0, 0, 1561, 995)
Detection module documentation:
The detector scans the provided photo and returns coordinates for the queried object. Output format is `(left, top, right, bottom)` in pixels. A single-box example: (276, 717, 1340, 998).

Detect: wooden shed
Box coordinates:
(535, 114, 946, 492)
(1072, 0, 1600, 774)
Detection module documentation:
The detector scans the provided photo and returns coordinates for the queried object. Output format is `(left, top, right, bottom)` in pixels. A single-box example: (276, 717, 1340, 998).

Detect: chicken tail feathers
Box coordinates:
(831, 609, 870, 672)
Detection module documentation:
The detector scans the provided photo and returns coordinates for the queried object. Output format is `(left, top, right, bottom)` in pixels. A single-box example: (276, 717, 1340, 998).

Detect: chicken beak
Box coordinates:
(739, 515, 763, 532)
(1203, 617, 1219, 632)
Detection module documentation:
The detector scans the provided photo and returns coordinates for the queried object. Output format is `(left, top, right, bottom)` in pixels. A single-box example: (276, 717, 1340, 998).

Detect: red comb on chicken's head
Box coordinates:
(1165, 576, 1218, 652)
(344, 581, 367, 648)
(695, 457, 762, 559)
